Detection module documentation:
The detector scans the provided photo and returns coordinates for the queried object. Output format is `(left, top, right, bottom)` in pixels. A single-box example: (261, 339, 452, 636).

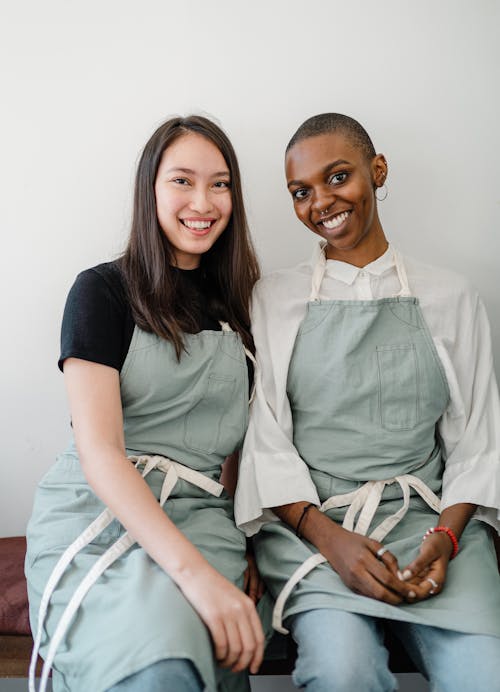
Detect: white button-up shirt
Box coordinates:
(235, 242, 500, 537)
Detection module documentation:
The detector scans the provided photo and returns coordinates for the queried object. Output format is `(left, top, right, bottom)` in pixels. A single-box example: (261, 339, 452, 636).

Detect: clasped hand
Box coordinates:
(324, 526, 451, 604)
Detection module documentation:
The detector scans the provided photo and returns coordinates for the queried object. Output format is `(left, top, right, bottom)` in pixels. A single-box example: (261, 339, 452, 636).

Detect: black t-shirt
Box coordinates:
(59, 261, 224, 372)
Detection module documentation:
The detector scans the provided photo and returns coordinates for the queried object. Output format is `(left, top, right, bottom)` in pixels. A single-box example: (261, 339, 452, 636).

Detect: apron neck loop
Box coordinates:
(309, 245, 328, 301)
(393, 249, 412, 297)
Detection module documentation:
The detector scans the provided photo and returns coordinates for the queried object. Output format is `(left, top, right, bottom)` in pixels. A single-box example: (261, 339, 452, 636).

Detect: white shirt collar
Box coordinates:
(311, 241, 395, 286)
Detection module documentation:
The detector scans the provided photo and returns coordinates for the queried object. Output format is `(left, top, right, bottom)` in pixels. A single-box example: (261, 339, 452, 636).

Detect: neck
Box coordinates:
(325, 229, 388, 268)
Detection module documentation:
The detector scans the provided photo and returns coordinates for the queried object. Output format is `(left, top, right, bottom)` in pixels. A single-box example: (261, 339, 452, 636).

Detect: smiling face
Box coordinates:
(285, 132, 388, 266)
(154, 132, 232, 269)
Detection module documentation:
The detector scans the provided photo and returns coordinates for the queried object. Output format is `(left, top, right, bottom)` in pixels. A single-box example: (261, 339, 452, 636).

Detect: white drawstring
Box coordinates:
(272, 474, 441, 634)
(30, 455, 223, 692)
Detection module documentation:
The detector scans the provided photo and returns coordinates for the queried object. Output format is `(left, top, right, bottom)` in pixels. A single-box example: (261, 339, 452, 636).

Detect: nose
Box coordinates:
(189, 185, 213, 214)
(312, 187, 336, 214)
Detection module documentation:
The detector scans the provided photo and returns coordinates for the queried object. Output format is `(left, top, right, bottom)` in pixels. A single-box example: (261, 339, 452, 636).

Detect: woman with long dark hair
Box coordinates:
(26, 115, 263, 692)
(236, 113, 500, 691)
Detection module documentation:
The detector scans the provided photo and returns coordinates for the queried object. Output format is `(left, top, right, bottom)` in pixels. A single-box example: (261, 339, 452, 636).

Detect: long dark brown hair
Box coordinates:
(120, 115, 260, 357)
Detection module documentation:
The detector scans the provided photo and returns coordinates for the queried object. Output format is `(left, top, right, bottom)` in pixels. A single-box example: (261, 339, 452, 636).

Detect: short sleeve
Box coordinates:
(59, 264, 133, 372)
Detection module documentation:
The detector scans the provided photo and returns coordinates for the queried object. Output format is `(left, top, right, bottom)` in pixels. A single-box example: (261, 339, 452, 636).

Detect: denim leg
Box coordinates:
(392, 622, 500, 692)
(288, 608, 397, 692)
(106, 657, 203, 692)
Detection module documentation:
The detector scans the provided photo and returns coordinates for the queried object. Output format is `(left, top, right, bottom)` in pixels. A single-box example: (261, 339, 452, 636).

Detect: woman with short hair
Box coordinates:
(236, 113, 500, 691)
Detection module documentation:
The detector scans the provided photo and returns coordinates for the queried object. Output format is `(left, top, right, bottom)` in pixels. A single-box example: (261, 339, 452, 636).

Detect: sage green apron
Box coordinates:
(255, 250, 500, 638)
(26, 325, 252, 692)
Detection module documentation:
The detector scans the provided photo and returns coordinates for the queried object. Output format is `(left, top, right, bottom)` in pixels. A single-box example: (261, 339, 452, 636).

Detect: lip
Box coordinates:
(180, 218, 217, 236)
(316, 209, 352, 234)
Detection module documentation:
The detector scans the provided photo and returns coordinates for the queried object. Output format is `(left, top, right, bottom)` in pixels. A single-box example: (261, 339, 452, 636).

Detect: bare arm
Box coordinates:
(220, 452, 239, 497)
(221, 451, 265, 604)
(273, 501, 417, 604)
(64, 358, 264, 673)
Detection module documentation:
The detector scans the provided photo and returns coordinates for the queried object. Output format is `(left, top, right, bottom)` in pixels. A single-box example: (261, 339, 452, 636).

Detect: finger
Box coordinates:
(219, 619, 242, 669)
(369, 558, 416, 600)
(231, 612, 258, 673)
(405, 574, 442, 602)
(210, 617, 229, 664)
(400, 553, 435, 581)
(352, 569, 404, 605)
(373, 545, 400, 578)
(246, 567, 262, 603)
(247, 604, 265, 674)
(401, 538, 447, 580)
(423, 575, 441, 596)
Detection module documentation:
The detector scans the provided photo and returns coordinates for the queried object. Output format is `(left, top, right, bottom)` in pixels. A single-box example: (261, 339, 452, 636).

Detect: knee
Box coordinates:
(108, 658, 203, 692)
(294, 654, 396, 692)
(290, 609, 396, 692)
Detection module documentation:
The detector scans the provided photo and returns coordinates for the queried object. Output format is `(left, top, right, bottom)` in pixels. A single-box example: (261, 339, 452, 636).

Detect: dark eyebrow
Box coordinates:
(164, 166, 230, 178)
(287, 159, 351, 188)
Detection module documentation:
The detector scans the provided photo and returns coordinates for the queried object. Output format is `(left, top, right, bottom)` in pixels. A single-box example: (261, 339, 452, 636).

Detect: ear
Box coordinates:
(371, 154, 388, 189)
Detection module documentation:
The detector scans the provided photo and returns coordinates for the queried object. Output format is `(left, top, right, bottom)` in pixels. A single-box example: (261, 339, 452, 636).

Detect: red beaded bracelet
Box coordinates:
(422, 526, 459, 559)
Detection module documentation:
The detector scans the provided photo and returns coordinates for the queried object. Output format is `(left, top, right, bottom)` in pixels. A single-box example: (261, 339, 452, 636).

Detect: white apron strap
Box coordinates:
(220, 321, 256, 403)
(30, 455, 223, 692)
(28, 457, 148, 692)
(271, 473, 441, 633)
(272, 552, 327, 634)
(309, 247, 327, 302)
(393, 249, 412, 297)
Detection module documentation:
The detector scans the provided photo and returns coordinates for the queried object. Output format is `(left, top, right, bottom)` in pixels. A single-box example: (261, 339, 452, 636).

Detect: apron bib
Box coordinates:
(26, 325, 254, 692)
(254, 250, 500, 638)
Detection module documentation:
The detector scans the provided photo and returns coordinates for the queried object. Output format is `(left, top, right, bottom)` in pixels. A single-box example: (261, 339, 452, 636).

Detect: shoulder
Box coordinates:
(403, 253, 480, 310)
(72, 260, 127, 296)
(68, 260, 128, 311)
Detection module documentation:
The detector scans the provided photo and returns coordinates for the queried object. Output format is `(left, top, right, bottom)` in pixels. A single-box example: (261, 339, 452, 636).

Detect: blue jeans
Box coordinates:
(106, 658, 203, 692)
(289, 609, 500, 692)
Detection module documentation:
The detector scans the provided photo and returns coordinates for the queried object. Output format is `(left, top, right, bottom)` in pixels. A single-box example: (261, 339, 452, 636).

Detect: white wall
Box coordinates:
(1, 0, 499, 536)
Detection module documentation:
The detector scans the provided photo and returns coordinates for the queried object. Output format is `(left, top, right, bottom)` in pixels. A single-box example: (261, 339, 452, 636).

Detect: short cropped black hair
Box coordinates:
(286, 113, 376, 161)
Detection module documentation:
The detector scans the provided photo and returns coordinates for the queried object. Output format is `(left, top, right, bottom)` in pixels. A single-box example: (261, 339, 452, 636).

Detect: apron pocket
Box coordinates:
(184, 374, 236, 453)
(376, 343, 419, 430)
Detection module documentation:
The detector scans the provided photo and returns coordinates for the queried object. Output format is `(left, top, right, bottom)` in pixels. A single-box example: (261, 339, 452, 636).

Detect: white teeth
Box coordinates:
(183, 220, 212, 230)
(322, 211, 349, 230)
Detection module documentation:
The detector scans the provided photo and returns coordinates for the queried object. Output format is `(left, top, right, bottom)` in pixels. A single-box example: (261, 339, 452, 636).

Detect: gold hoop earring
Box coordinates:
(375, 184, 388, 202)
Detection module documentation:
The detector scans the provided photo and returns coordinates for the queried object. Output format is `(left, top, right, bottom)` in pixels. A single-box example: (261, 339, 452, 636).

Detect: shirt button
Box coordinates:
(359, 271, 366, 277)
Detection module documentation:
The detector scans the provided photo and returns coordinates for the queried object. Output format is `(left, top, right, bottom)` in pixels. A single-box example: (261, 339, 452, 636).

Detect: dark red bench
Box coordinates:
(0, 537, 43, 678)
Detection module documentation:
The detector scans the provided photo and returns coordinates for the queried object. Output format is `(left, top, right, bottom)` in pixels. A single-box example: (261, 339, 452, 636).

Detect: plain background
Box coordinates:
(1, 2, 498, 690)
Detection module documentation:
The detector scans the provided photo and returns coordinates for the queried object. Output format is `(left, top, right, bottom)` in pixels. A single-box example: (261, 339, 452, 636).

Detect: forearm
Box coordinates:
(438, 502, 477, 538)
(81, 448, 213, 586)
(274, 501, 414, 603)
(273, 501, 343, 554)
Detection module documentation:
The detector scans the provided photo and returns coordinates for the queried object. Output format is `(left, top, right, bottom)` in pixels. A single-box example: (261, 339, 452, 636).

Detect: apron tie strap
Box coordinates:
(30, 455, 223, 692)
(272, 473, 441, 634)
(309, 245, 327, 301)
(272, 552, 328, 634)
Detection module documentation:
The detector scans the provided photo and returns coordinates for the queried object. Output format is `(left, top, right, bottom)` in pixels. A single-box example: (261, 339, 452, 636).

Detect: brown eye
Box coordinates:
(328, 172, 347, 185)
(292, 188, 309, 201)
